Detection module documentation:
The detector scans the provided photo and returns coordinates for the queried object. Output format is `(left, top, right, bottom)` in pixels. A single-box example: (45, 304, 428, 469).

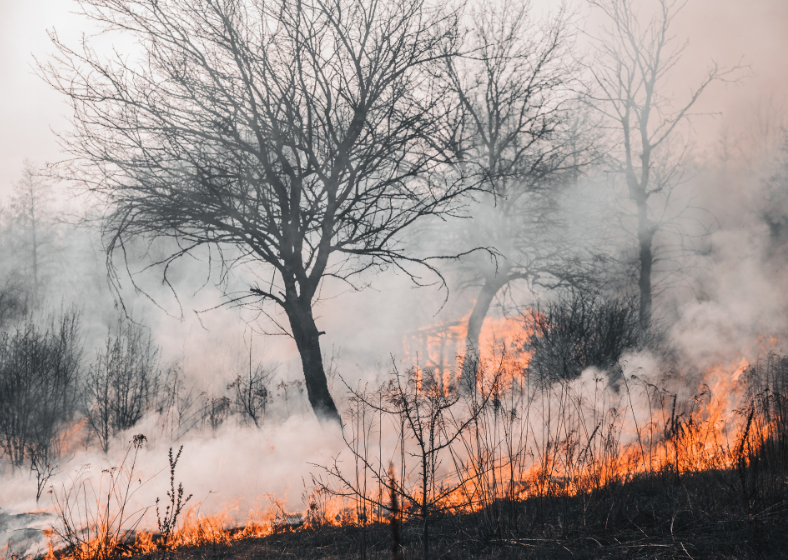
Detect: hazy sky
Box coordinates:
(0, 0, 787, 197)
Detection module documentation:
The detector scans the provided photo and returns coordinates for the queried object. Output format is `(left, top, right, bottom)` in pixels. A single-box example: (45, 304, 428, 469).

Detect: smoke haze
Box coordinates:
(2, 0, 788, 557)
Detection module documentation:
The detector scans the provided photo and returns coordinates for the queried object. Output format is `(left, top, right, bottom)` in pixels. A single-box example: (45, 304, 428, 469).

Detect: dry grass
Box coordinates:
(131, 468, 788, 560)
(40, 353, 788, 560)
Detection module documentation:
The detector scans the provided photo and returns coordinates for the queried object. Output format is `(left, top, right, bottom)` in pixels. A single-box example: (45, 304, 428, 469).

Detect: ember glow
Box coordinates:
(30, 340, 786, 560)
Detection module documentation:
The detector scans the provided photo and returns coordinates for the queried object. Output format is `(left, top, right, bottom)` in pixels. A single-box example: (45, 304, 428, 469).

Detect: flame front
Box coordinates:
(39, 337, 788, 560)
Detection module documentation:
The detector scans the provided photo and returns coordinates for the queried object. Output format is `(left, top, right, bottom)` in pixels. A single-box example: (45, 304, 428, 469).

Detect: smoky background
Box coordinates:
(0, 0, 787, 557)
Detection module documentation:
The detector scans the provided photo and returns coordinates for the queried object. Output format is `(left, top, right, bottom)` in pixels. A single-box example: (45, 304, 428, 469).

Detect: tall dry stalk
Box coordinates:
(49, 435, 150, 560)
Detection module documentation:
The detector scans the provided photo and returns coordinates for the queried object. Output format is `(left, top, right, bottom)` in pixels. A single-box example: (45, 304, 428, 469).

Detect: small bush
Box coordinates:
(0, 273, 29, 329)
(85, 317, 160, 453)
(523, 291, 641, 382)
(0, 309, 82, 487)
(227, 362, 275, 428)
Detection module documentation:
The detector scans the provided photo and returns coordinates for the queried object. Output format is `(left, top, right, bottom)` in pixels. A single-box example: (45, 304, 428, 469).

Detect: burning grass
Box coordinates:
(41, 468, 787, 560)
(22, 351, 788, 560)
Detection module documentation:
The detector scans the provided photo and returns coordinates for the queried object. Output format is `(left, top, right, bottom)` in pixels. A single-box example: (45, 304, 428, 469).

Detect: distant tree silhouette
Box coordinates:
(587, 0, 738, 329)
(439, 0, 593, 384)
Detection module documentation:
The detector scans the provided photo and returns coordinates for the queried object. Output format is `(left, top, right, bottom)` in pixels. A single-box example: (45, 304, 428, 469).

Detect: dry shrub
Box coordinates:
(84, 317, 160, 453)
(48, 435, 149, 560)
(523, 292, 641, 382)
(0, 309, 82, 501)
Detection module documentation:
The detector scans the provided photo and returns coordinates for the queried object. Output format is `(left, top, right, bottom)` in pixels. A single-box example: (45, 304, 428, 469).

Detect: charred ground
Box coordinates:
(124, 467, 788, 560)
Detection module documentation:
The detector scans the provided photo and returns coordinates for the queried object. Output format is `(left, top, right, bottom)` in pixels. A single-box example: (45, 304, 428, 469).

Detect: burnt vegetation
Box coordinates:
(35, 352, 788, 559)
(107, 351, 784, 560)
(523, 291, 644, 383)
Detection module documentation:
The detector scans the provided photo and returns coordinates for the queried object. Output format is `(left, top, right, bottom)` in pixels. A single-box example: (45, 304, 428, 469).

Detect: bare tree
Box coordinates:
(439, 0, 592, 384)
(156, 362, 205, 440)
(1, 160, 58, 308)
(43, 0, 472, 424)
(317, 363, 500, 558)
(0, 310, 82, 480)
(587, 0, 737, 329)
(762, 136, 788, 248)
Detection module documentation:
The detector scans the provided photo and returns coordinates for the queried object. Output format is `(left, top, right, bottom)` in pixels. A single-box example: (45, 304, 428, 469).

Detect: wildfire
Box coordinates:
(36, 341, 787, 560)
(393, 354, 775, 516)
(402, 311, 537, 392)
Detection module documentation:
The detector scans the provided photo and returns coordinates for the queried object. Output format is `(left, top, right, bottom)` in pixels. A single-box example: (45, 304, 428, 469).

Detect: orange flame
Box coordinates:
(37, 343, 786, 560)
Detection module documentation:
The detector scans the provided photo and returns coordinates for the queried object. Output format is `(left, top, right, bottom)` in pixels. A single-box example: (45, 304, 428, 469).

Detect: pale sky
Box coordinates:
(0, 0, 787, 198)
(0, 0, 82, 195)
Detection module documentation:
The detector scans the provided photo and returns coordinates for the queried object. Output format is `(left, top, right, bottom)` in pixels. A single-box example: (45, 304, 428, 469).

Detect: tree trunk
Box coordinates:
(423, 514, 429, 559)
(461, 273, 509, 390)
(637, 205, 653, 331)
(627, 136, 653, 332)
(31, 207, 39, 307)
(284, 297, 342, 425)
(422, 454, 429, 559)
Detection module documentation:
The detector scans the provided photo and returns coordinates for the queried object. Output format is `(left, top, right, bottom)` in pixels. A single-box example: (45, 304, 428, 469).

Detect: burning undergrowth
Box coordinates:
(21, 333, 788, 560)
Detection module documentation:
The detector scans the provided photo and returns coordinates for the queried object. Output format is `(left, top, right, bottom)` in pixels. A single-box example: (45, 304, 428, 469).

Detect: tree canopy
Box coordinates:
(43, 0, 472, 423)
